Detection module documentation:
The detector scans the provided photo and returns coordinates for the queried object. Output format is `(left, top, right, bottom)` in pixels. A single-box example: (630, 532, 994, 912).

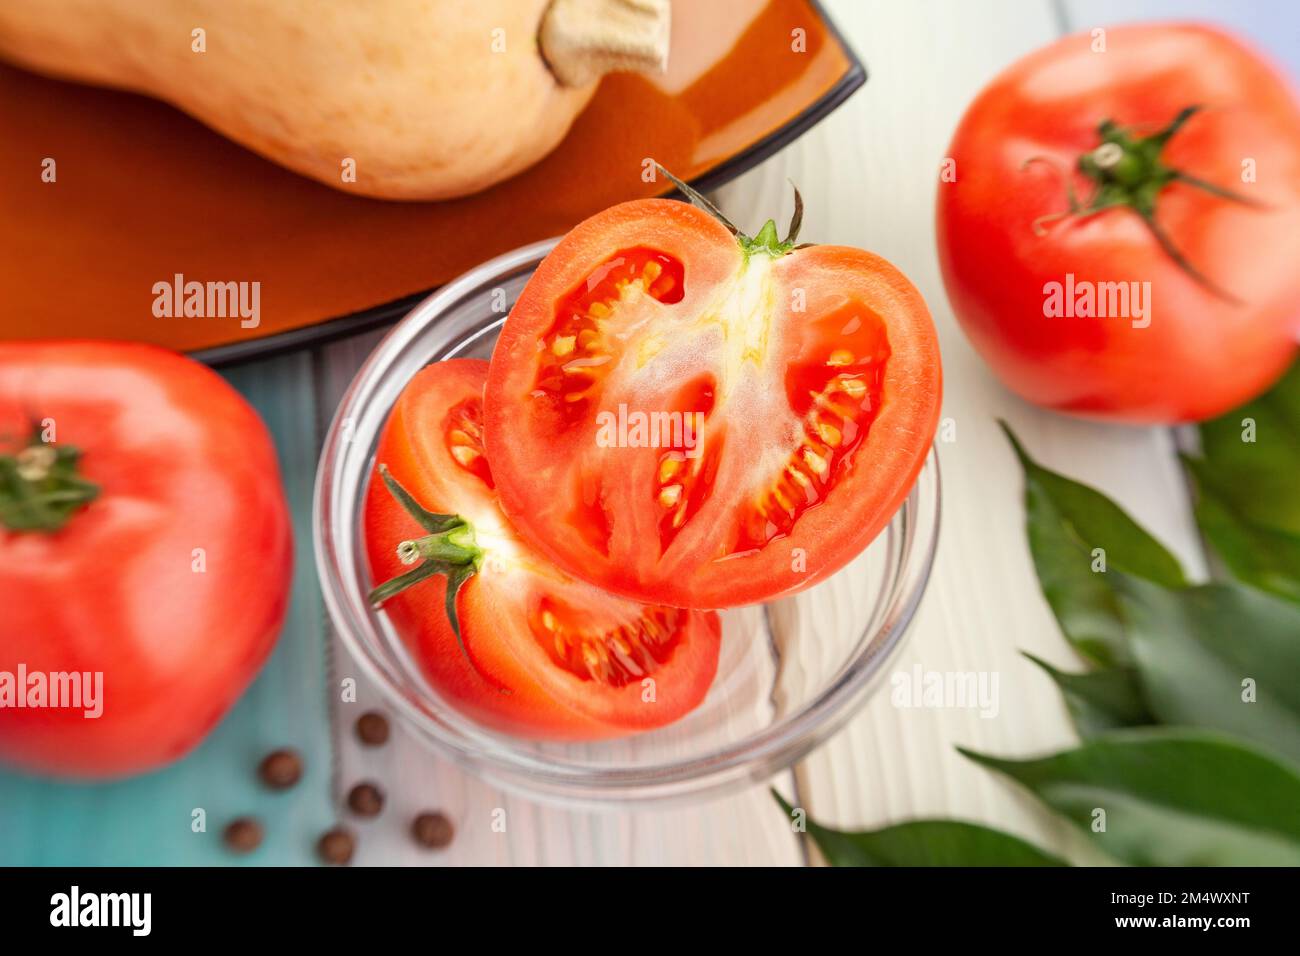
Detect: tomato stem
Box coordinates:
(0, 426, 100, 533)
(367, 464, 482, 651)
(1029, 105, 1264, 301)
(654, 161, 808, 260)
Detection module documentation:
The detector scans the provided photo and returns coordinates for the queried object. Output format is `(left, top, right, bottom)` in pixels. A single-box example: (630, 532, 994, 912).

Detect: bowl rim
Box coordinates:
(313, 239, 942, 807)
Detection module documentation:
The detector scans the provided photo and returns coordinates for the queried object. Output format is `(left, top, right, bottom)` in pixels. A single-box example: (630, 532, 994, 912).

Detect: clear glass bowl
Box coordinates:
(314, 240, 941, 807)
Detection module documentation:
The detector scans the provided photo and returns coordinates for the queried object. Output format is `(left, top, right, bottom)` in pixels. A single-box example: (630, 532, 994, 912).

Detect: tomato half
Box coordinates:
(483, 195, 941, 609)
(0, 341, 291, 778)
(937, 23, 1300, 423)
(363, 359, 720, 739)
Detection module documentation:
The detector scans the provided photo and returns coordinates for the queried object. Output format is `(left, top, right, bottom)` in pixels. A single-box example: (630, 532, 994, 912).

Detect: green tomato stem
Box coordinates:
(1034, 104, 1264, 302)
(367, 464, 504, 690)
(0, 427, 100, 533)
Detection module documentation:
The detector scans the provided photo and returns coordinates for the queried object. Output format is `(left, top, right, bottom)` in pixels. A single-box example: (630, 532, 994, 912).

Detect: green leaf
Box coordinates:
(1197, 359, 1300, 535)
(1022, 653, 1153, 739)
(1114, 575, 1300, 766)
(1001, 422, 1186, 667)
(771, 792, 1065, 867)
(961, 729, 1300, 866)
(1184, 454, 1300, 604)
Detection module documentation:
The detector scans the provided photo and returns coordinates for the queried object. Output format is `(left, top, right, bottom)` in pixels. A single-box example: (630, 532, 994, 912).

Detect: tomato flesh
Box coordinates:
(364, 359, 720, 739)
(736, 301, 891, 554)
(485, 198, 942, 609)
(531, 599, 684, 688)
(443, 397, 494, 488)
(534, 247, 686, 429)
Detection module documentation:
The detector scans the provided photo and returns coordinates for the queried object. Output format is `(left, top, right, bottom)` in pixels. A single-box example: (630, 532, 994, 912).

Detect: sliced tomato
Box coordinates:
(484, 196, 942, 608)
(363, 359, 721, 740)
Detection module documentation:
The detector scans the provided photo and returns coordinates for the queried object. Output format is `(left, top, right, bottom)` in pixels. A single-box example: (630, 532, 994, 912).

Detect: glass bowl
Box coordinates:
(314, 239, 941, 807)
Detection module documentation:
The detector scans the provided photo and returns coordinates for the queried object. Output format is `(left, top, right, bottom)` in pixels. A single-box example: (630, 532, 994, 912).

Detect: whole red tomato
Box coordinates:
(937, 23, 1300, 423)
(0, 341, 291, 778)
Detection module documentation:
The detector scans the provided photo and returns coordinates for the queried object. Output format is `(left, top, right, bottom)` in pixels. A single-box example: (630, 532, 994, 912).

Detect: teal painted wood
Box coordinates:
(0, 352, 335, 866)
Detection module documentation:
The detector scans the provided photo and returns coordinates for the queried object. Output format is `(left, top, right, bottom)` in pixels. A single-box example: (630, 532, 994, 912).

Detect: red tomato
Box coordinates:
(483, 196, 941, 608)
(0, 341, 291, 778)
(363, 359, 720, 739)
(937, 23, 1300, 423)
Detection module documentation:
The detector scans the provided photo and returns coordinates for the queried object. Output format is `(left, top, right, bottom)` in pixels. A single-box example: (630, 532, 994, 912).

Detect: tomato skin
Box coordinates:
(363, 360, 721, 740)
(0, 341, 291, 778)
(937, 23, 1300, 423)
(484, 199, 942, 609)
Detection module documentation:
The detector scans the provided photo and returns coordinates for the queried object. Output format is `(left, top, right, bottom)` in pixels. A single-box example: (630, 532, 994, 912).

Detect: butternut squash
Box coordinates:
(0, 0, 669, 200)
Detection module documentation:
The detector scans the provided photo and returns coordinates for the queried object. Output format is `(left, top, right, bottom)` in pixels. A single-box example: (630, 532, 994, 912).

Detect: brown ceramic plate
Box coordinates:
(0, 0, 863, 364)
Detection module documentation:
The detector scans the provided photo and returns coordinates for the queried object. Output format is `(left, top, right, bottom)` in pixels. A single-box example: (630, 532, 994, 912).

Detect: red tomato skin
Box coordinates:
(0, 341, 292, 779)
(937, 23, 1300, 424)
(484, 199, 942, 609)
(364, 486, 609, 739)
(364, 360, 721, 740)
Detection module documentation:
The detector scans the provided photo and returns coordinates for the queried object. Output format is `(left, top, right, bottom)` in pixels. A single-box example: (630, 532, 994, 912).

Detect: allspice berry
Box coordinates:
(258, 748, 303, 790)
(347, 782, 385, 818)
(317, 826, 356, 865)
(412, 812, 455, 849)
(355, 711, 390, 747)
(223, 817, 263, 854)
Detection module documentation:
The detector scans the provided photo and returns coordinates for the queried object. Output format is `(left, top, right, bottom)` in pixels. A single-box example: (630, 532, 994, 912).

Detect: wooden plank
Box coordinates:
(730, 0, 1209, 861)
(314, 334, 806, 865)
(0, 352, 335, 865)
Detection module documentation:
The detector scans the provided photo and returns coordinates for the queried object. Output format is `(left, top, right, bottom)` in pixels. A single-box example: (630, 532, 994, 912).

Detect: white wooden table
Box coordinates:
(319, 0, 1291, 865)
